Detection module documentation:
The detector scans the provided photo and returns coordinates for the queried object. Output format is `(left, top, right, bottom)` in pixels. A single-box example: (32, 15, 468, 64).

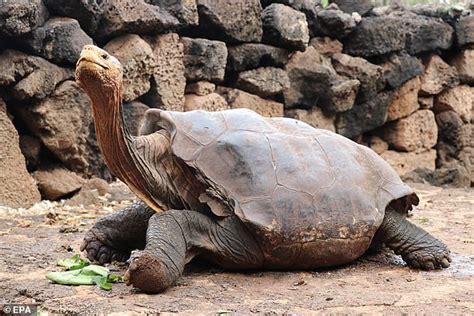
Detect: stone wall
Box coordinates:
(0, 0, 473, 207)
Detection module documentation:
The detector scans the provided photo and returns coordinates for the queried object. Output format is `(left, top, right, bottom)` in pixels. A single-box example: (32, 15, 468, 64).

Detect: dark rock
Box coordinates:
(123, 101, 149, 136)
(0, 0, 49, 37)
(409, 3, 469, 24)
(142, 33, 185, 111)
(331, 53, 384, 103)
(33, 166, 85, 200)
(42, 0, 106, 35)
(181, 37, 228, 82)
(379, 52, 423, 89)
(336, 91, 393, 139)
(429, 165, 471, 188)
(16, 80, 109, 179)
(236, 67, 290, 98)
(435, 111, 467, 166)
(343, 16, 405, 57)
(21, 17, 93, 65)
(0, 50, 73, 100)
(0, 98, 41, 208)
(313, 5, 356, 39)
(104, 34, 156, 102)
(332, 0, 373, 15)
(394, 11, 454, 55)
(455, 15, 474, 47)
(402, 166, 471, 188)
(19, 135, 42, 171)
(147, 0, 198, 27)
(227, 44, 288, 72)
(196, 0, 262, 43)
(96, 0, 179, 40)
(262, 3, 310, 51)
(284, 47, 359, 112)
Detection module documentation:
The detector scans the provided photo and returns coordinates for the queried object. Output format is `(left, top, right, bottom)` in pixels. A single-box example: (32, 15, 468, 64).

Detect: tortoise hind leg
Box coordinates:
(375, 207, 451, 270)
(81, 201, 155, 264)
(124, 210, 264, 293)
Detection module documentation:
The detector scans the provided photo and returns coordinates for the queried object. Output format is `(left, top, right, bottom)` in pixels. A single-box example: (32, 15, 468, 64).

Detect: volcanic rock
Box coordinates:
(104, 34, 156, 102)
(22, 17, 93, 64)
(0, 0, 49, 37)
(0, 50, 73, 101)
(0, 98, 41, 208)
(262, 3, 310, 51)
(143, 33, 185, 111)
(196, 0, 262, 43)
(381, 110, 438, 152)
(236, 67, 290, 98)
(182, 37, 228, 82)
(227, 44, 288, 72)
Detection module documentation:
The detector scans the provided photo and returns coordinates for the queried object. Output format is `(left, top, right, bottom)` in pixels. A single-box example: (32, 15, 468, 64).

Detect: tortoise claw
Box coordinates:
(81, 229, 131, 264)
(403, 245, 451, 270)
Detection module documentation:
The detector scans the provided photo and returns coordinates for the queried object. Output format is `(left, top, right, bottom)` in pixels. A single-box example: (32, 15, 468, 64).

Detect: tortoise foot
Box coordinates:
(402, 244, 451, 270)
(80, 229, 131, 264)
(124, 250, 174, 294)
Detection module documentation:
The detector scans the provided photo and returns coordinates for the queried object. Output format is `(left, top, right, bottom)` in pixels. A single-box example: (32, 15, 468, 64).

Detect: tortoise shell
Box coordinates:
(150, 109, 417, 247)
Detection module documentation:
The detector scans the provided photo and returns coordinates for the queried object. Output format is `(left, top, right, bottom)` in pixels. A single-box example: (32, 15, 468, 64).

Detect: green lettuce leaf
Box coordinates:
(57, 254, 89, 270)
(47, 255, 122, 290)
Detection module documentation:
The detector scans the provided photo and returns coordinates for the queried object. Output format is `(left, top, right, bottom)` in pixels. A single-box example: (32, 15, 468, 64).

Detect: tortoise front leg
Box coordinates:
(81, 201, 155, 264)
(375, 207, 451, 270)
(124, 210, 264, 293)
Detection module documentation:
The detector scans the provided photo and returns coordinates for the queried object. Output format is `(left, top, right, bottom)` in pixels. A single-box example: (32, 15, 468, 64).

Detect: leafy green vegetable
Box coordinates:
(92, 276, 112, 291)
(47, 254, 122, 291)
(108, 273, 123, 283)
(46, 270, 95, 285)
(57, 254, 89, 270)
(81, 265, 109, 277)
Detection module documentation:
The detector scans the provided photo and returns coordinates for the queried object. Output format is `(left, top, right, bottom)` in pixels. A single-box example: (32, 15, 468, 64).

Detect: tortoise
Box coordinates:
(75, 45, 450, 293)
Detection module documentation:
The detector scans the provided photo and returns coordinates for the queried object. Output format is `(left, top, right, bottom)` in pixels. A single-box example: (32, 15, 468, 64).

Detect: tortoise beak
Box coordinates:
(76, 45, 110, 70)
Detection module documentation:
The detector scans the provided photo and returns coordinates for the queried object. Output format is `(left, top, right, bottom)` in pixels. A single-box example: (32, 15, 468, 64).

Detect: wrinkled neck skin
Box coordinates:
(87, 81, 168, 212)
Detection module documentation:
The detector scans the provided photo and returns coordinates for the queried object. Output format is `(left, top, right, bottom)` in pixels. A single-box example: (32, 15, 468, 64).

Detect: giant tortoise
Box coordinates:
(75, 45, 450, 293)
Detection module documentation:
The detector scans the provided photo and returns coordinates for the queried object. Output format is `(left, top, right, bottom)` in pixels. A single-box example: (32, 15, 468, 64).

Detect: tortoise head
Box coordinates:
(75, 45, 123, 102)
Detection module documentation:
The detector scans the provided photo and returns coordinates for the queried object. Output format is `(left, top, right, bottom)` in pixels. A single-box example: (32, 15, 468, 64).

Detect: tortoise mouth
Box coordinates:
(76, 57, 110, 70)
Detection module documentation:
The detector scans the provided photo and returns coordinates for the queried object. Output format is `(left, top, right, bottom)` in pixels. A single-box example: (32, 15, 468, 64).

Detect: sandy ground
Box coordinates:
(0, 183, 472, 315)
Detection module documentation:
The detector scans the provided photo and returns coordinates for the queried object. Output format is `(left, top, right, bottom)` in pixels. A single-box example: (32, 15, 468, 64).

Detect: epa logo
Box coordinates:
(2, 304, 38, 316)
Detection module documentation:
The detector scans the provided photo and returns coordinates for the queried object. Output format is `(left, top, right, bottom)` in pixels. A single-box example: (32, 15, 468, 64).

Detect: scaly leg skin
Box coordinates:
(375, 207, 451, 270)
(80, 201, 156, 264)
(124, 210, 264, 293)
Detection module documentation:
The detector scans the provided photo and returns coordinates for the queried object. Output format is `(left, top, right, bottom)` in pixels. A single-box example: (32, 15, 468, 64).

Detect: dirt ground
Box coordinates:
(0, 182, 472, 315)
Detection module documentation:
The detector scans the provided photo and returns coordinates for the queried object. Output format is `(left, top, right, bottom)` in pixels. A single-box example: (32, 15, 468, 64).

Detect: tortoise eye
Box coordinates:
(101, 53, 109, 60)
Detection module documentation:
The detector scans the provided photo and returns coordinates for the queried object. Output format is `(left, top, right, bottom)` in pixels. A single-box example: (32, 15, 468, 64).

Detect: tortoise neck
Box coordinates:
(89, 86, 160, 209)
